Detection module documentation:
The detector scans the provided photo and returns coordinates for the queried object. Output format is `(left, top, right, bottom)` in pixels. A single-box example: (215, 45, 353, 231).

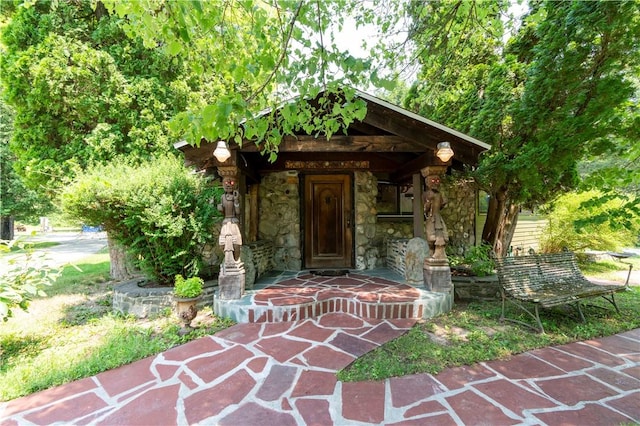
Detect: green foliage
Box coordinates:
(539, 190, 640, 253)
(0, 237, 61, 321)
(0, 93, 52, 222)
(449, 244, 495, 277)
(173, 275, 203, 298)
(0, 0, 193, 194)
(61, 156, 222, 284)
(100, 0, 400, 156)
(405, 1, 640, 254)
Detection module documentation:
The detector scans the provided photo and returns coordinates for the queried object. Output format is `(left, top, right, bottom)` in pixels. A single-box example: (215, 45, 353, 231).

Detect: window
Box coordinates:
(377, 182, 414, 217)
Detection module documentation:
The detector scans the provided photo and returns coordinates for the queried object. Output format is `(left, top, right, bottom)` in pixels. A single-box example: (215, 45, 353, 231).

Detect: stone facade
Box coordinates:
(354, 171, 379, 270)
(355, 171, 414, 269)
(440, 176, 476, 257)
(258, 171, 302, 271)
(254, 170, 476, 272)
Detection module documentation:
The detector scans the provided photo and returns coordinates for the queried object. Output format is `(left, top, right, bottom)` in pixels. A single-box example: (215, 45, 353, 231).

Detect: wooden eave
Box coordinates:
(175, 90, 490, 184)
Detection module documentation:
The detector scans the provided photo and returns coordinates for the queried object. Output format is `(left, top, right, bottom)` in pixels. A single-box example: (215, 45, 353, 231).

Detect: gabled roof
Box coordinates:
(176, 89, 490, 183)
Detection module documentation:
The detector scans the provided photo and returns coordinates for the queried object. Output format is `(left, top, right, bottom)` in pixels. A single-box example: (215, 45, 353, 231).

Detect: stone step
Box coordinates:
(214, 273, 452, 323)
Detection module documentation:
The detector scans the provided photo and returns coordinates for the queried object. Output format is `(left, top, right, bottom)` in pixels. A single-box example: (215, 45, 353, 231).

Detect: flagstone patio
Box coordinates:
(213, 269, 453, 323)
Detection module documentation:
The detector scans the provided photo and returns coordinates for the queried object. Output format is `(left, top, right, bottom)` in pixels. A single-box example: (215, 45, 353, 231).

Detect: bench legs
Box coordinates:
(501, 291, 621, 334)
(602, 293, 620, 314)
(500, 291, 546, 333)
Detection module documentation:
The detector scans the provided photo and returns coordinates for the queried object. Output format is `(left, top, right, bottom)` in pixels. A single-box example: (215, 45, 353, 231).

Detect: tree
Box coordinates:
(0, 0, 214, 277)
(405, 0, 640, 256)
(0, 0, 194, 193)
(0, 95, 51, 240)
(100, 0, 399, 159)
(539, 190, 639, 253)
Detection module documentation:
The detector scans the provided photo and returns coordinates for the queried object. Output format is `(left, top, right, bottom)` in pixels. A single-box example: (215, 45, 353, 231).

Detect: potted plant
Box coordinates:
(173, 275, 204, 334)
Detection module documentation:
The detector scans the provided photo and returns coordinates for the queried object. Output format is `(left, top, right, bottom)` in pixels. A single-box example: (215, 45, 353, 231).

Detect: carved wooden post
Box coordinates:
(216, 165, 245, 300)
(421, 166, 452, 300)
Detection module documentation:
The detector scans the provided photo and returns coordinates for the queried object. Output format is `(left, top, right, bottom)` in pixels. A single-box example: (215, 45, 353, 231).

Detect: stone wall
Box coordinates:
(354, 171, 379, 269)
(247, 240, 274, 278)
(258, 171, 302, 271)
(440, 176, 476, 257)
(113, 279, 216, 318)
(242, 240, 274, 289)
(353, 172, 417, 269)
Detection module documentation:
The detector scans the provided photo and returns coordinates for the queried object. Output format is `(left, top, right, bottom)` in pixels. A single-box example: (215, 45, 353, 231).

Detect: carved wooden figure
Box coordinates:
(218, 176, 243, 267)
(423, 174, 449, 260)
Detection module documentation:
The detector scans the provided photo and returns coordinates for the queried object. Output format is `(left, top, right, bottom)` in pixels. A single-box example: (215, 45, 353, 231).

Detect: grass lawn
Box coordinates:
(0, 249, 233, 401)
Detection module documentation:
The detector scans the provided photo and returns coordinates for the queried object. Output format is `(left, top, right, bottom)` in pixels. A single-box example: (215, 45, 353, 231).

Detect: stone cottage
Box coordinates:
(176, 90, 490, 281)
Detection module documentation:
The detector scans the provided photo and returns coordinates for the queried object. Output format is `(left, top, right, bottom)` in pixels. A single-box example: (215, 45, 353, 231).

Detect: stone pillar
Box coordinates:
(217, 165, 245, 300)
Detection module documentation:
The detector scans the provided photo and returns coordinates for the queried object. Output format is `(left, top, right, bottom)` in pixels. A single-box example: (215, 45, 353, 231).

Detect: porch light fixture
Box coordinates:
(436, 141, 454, 162)
(213, 140, 231, 162)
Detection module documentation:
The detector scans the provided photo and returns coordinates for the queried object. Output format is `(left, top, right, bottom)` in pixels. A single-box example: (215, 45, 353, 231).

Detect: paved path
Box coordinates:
(2, 232, 107, 269)
(2, 314, 639, 425)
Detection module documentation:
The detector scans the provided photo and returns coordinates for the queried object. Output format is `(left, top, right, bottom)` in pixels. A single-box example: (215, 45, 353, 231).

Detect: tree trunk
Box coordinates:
(1, 216, 14, 241)
(481, 188, 519, 257)
(107, 233, 137, 281)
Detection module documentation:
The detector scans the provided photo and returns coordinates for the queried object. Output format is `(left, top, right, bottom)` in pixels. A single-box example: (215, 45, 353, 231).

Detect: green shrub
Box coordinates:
(61, 156, 222, 284)
(173, 275, 204, 298)
(449, 243, 495, 276)
(540, 190, 639, 253)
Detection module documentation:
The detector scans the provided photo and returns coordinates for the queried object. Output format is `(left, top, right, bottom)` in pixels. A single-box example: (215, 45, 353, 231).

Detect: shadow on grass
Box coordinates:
(60, 294, 113, 327)
(0, 334, 49, 374)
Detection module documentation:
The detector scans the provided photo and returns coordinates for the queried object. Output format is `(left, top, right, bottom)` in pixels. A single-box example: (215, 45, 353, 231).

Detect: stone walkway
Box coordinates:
(2, 315, 639, 425)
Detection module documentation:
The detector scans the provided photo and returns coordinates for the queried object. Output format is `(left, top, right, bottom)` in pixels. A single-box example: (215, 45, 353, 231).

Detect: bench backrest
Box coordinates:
(495, 251, 585, 295)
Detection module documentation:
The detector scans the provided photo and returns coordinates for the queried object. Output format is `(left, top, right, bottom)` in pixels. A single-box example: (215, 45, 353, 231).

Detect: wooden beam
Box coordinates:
(238, 135, 420, 153)
(389, 151, 449, 183)
(255, 152, 411, 173)
(363, 103, 481, 165)
(175, 140, 216, 168)
(248, 184, 259, 242)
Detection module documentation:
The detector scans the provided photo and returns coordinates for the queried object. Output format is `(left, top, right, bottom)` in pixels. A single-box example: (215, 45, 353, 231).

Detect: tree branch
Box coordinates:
(244, 1, 304, 105)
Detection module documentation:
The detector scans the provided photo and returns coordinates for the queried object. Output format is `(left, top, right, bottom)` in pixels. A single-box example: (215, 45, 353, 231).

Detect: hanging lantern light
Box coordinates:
(213, 140, 231, 162)
(436, 142, 454, 162)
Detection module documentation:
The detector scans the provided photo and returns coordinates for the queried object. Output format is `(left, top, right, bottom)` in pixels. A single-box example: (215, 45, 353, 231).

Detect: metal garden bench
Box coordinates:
(495, 251, 625, 333)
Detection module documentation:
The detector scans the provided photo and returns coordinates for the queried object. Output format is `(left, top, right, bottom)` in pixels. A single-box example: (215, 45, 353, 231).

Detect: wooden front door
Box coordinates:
(304, 174, 353, 269)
